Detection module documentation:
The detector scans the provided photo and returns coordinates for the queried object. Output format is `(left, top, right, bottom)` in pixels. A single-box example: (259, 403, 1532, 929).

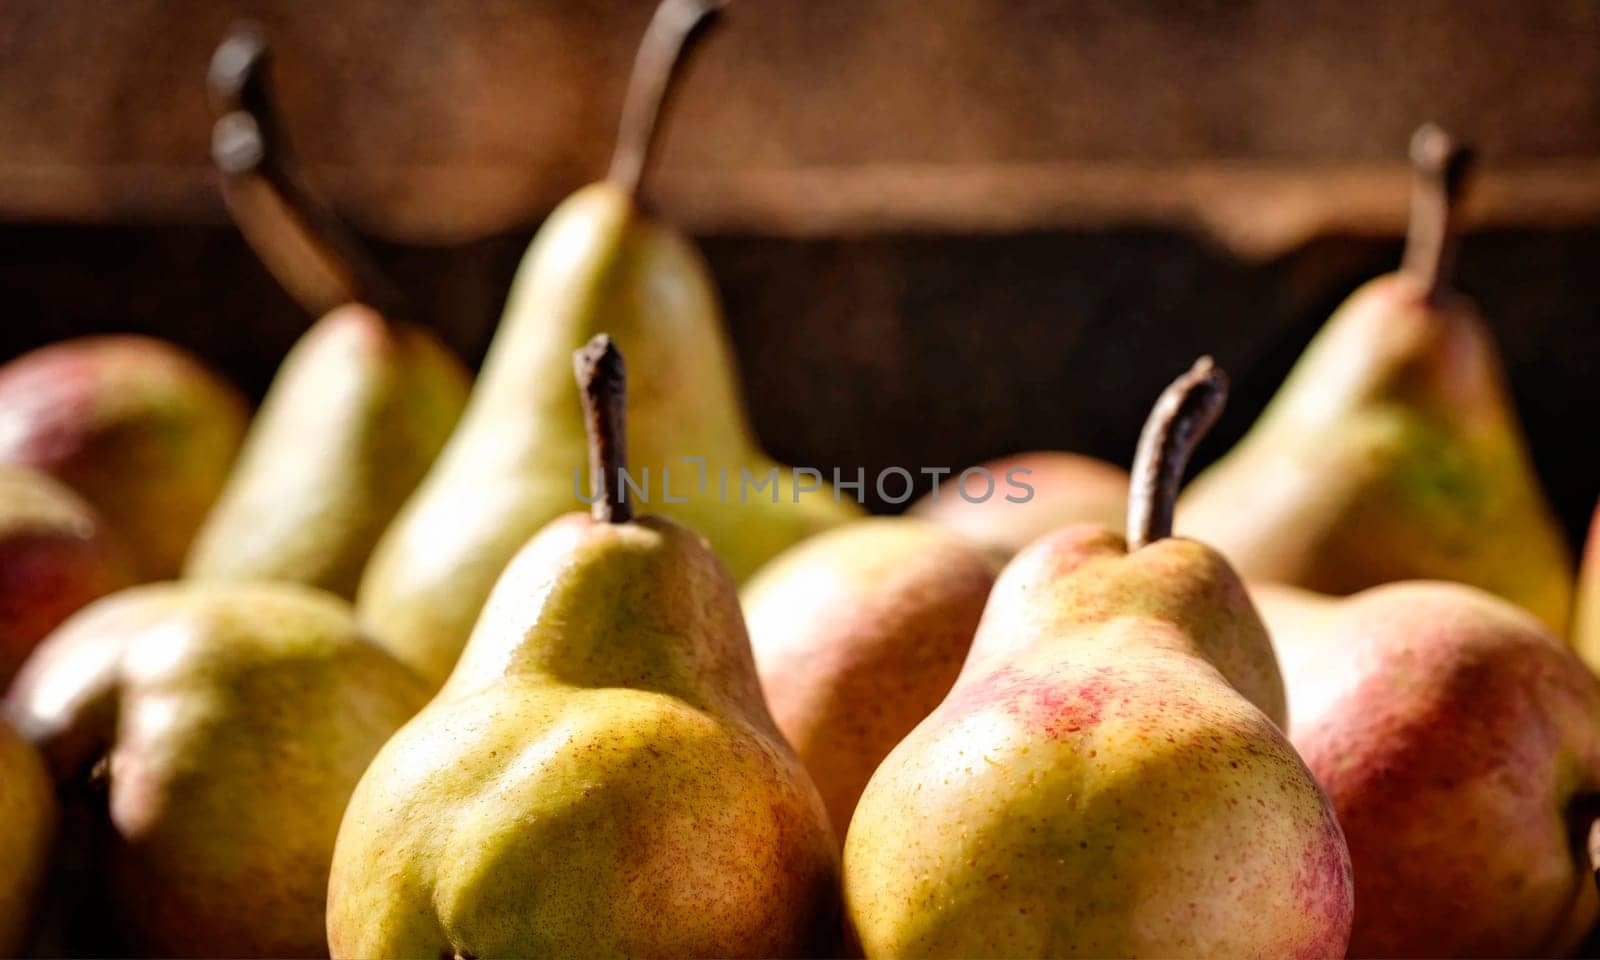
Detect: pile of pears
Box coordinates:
(0, 1, 1596, 957)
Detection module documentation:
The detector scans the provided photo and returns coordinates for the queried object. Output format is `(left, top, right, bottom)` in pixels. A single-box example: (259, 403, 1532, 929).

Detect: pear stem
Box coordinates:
(207, 23, 404, 320)
(573, 334, 632, 525)
(1400, 123, 1475, 306)
(607, 0, 726, 200)
(1127, 357, 1229, 550)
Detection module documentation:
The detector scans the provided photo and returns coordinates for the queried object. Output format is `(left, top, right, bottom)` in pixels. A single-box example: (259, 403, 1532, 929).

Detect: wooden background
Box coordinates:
(1, 0, 1596, 544)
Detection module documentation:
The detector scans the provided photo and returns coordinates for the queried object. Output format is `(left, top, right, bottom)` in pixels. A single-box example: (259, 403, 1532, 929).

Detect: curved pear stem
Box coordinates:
(207, 24, 404, 320)
(573, 334, 632, 525)
(607, 0, 726, 200)
(1127, 357, 1229, 550)
(1400, 123, 1476, 306)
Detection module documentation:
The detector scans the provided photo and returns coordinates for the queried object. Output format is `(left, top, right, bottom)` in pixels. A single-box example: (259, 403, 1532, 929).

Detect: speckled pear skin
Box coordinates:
(1574, 500, 1600, 672)
(0, 465, 134, 685)
(0, 335, 248, 580)
(843, 525, 1353, 959)
(358, 183, 860, 686)
(184, 305, 469, 599)
(5, 581, 429, 958)
(329, 512, 841, 959)
(1256, 580, 1600, 958)
(0, 714, 54, 956)
(910, 451, 1129, 560)
(742, 517, 1000, 836)
(1179, 274, 1572, 633)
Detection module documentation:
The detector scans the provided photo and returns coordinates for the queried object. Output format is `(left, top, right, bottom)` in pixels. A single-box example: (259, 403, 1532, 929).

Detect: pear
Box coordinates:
(1575, 499, 1600, 671)
(1179, 125, 1572, 632)
(743, 517, 999, 836)
(0, 713, 54, 956)
(328, 335, 839, 958)
(1254, 580, 1600, 957)
(843, 358, 1353, 958)
(0, 465, 134, 685)
(0, 336, 248, 580)
(357, 0, 860, 686)
(184, 27, 470, 600)
(909, 451, 1128, 560)
(6, 581, 428, 957)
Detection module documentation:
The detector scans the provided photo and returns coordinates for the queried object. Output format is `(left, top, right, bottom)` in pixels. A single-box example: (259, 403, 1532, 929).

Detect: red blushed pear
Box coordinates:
(1256, 578, 1600, 957)
(1179, 125, 1572, 633)
(843, 358, 1352, 959)
(0, 465, 133, 686)
(1575, 499, 1600, 672)
(909, 451, 1129, 561)
(0, 336, 247, 581)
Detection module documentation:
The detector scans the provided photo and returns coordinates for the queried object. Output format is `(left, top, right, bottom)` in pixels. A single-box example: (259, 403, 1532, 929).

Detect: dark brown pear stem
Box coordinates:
(573, 334, 632, 525)
(207, 24, 404, 320)
(1127, 357, 1229, 550)
(606, 0, 726, 200)
(1400, 123, 1476, 306)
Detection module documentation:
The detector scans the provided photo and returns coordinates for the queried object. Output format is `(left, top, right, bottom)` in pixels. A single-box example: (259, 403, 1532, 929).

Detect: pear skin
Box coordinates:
(358, 0, 858, 687)
(185, 304, 468, 599)
(1179, 128, 1571, 632)
(0, 336, 248, 580)
(910, 451, 1128, 560)
(0, 465, 134, 685)
(1575, 500, 1600, 672)
(743, 517, 999, 836)
(6, 581, 429, 957)
(1257, 580, 1600, 957)
(0, 714, 54, 956)
(328, 335, 839, 958)
(843, 359, 1352, 958)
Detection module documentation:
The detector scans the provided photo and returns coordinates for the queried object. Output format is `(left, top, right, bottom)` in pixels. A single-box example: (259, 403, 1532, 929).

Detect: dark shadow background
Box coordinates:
(1, 223, 1595, 548)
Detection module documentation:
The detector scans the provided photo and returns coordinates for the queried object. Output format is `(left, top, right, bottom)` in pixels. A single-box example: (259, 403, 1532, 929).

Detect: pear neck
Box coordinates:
(478, 522, 769, 725)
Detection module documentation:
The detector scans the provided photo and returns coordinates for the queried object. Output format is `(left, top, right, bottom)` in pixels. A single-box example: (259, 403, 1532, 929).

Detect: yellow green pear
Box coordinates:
(1179, 125, 1571, 632)
(844, 359, 1353, 958)
(184, 27, 470, 600)
(6, 581, 428, 957)
(357, 0, 858, 687)
(328, 335, 839, 958)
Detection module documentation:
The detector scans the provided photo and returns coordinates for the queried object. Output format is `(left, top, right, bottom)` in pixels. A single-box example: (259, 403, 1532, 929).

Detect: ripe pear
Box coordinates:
(358, 0, 859, 686)
(910, 451, 1128, 560)
(0, 465, 134, 685)
(6, 580, 429, 957)
(0, 714, 54, 955)
(0, 335, 248, 580)
(1575, 499, 1600, 671)
(328, 335, 839, 958)
(743, 517, 999, 835)
(844, 358, 1353, 959)
(184, 28, 469, 600)
(1179, 125, 1571, 632)
(1255, 580, 1600, 957)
